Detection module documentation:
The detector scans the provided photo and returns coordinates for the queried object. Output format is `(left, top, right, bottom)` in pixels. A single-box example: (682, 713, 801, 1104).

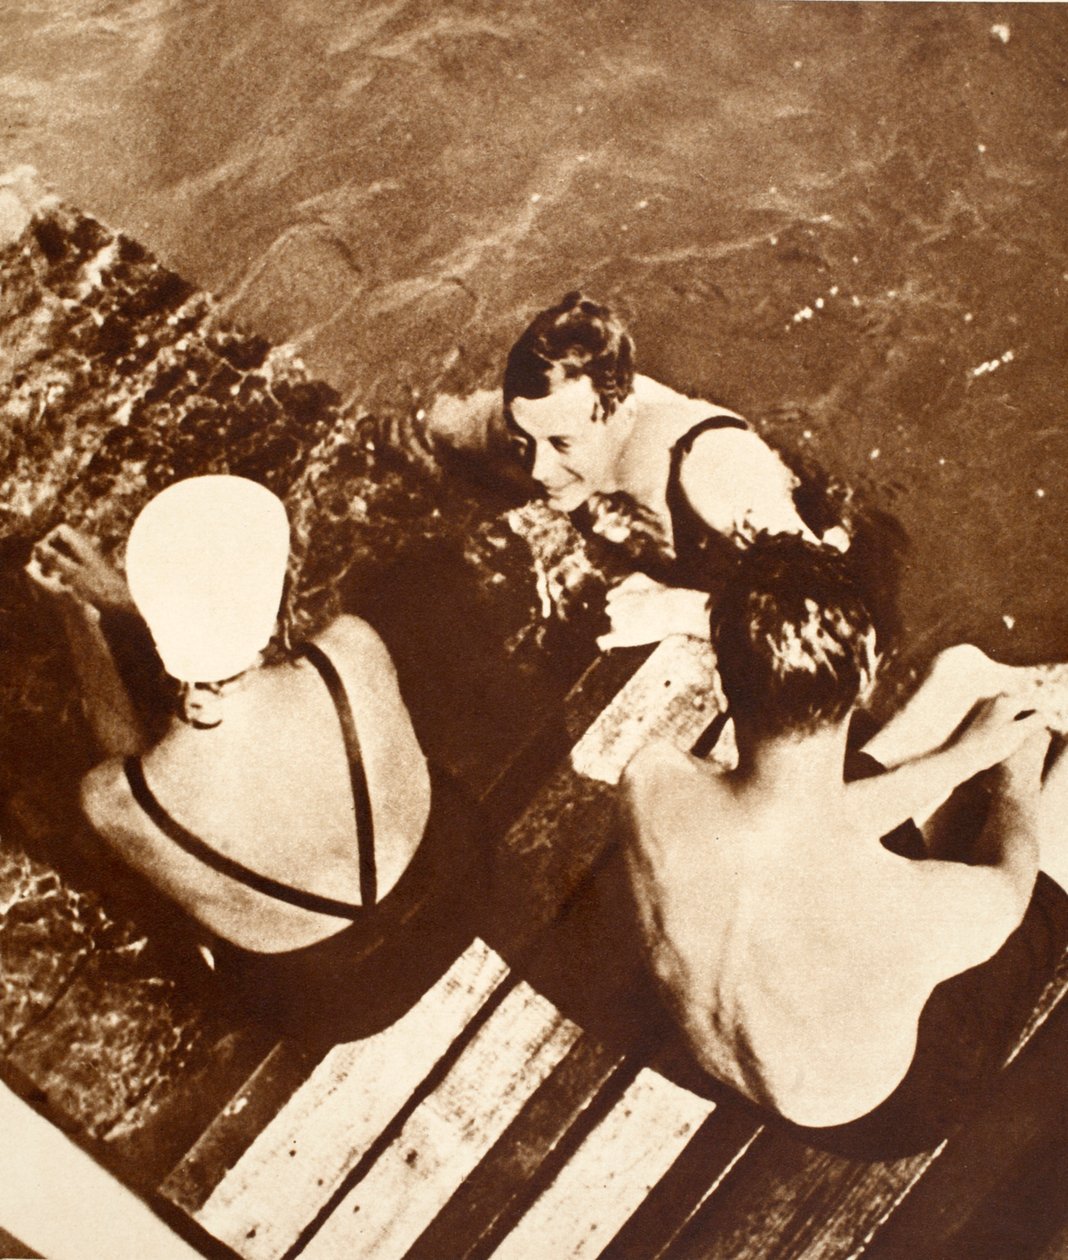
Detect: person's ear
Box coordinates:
(858, 628, 881, 703)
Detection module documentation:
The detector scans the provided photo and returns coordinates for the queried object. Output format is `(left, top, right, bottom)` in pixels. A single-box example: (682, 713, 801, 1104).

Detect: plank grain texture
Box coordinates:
(488, 1067, 716, 1260)
(296, 981, 581, 1260)
(404, 1033, 627, 1260)
(190, 938, 509, 1260)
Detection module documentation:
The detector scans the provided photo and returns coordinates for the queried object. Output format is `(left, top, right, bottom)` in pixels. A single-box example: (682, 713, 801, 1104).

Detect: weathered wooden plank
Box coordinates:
(557, 645, 656, 748)
(405, 1034, 627, 1260)
(295, 981, 581, 1260)
(658, 1130, 937, 1260)
(0, 1221, 38, 1259)
(104, 1021, 279, 1195)
(863, 981, 1068, 1260)
(1005, 944, 1068, 1063)
(488, 637, 728, 959)
(478, 646, 649, 833)
(189, 938, 508, 1260)
(0, 1078, 218, 1260)
(597, 1110, 764, 1260)
(487, 1067, 716, 1260)
(158, 1040, 314, 1215)
(570, 635, 725, 784)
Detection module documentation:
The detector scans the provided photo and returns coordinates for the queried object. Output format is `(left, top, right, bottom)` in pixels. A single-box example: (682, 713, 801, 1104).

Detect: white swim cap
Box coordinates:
(125, 476, 290, 683)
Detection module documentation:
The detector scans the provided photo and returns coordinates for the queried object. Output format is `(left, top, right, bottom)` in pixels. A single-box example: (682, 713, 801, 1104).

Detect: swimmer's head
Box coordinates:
(713, 535, 879, 740)
(125, 475, 290, 687)
(503, 293, 636, 507)
(504, 292, 634, 424)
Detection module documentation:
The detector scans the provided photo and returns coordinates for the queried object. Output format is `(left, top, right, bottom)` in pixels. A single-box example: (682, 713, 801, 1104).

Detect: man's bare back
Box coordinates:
(618, 537, 1066, 1132)
(623, 716, 1049, 1127)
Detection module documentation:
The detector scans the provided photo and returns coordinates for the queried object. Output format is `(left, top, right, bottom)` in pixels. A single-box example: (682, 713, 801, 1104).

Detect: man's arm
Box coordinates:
(914, 731, 1047, 974)
(677, 429, 819, 544)
(851, 696, 1046, 841)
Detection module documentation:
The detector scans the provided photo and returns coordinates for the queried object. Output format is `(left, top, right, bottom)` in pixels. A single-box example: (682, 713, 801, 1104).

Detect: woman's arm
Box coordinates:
(27, 527, 149, 758)
(59, 600, 149, 758)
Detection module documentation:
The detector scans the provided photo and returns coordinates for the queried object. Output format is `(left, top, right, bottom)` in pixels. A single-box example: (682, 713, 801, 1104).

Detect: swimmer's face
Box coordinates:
(507, 377, 617, 514)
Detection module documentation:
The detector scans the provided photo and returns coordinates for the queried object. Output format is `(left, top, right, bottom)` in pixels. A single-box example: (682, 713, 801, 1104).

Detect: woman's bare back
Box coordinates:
(84, 616, 431, 952)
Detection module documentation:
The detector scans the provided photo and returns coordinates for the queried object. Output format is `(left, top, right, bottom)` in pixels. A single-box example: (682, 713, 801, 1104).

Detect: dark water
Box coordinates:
(2, 1, 1067, 661)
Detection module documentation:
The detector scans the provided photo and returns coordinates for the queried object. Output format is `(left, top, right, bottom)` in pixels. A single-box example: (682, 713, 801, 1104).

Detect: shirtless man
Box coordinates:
(621, 535, 1068, 1140)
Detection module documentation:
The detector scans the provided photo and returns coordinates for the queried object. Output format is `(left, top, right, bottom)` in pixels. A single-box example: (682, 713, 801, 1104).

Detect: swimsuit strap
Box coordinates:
(665, 414, 750, 571)
(123, 756, 366, 919)
(297, 640, 377, 907)
(122, 637, 379, 917)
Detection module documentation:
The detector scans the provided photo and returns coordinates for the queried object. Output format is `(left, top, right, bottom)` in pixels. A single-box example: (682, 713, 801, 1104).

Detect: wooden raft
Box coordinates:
(140, 638, 1068, 1260)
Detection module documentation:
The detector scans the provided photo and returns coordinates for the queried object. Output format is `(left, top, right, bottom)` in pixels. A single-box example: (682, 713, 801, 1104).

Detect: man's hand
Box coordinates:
(953, 694, 1047, 776)
(597, 573, 711, 650)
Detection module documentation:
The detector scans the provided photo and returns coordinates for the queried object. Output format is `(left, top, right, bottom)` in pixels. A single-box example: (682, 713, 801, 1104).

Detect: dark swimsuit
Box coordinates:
(663, 415, 753, 589)
(663, 417, 903, 646)
(124, 641, 483, 1043)
(576, 415, 822, 596)
(783, 740, 1068, 1159)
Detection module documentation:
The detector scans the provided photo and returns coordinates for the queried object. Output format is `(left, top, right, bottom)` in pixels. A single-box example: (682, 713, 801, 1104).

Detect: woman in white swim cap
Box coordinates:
(29, 476, 479, 1038)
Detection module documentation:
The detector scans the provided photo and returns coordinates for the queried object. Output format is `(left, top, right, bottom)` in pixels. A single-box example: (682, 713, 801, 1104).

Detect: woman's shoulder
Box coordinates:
(314, 614, 393, 666)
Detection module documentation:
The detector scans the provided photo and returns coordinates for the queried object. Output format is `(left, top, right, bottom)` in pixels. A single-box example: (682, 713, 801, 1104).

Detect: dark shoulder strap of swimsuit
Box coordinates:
(123, 756, 366, 918)
(665, 414, 750, 565)
(297, 640, 377, 907)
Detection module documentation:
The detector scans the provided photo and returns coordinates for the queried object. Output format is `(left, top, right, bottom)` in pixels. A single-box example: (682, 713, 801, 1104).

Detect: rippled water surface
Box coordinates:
(2, 1, 1067, 659)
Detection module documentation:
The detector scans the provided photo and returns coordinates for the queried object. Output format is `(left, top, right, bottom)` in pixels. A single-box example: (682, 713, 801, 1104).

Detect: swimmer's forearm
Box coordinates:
(60, 601, 148, 758)
(854, 742, 984, 836)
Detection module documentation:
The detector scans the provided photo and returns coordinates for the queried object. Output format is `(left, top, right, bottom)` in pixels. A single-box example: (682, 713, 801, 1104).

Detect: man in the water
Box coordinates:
(621, 535, 1068, 1149)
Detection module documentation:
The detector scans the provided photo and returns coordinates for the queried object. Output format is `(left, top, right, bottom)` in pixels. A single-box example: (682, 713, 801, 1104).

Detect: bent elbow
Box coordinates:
(78, 761, 125, 846)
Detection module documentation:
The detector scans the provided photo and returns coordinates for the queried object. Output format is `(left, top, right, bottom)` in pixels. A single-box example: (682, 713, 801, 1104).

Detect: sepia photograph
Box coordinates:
(1, 2, 1067, 1257)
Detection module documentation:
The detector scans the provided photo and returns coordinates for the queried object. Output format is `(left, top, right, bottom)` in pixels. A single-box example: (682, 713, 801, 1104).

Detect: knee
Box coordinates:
(931, 643, 991, 675)
(929, 643, 1008, 694)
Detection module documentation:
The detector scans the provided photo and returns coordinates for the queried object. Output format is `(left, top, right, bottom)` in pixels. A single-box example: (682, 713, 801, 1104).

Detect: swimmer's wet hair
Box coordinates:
(503, 291, 636, 422)
(713, 535, 878, 739)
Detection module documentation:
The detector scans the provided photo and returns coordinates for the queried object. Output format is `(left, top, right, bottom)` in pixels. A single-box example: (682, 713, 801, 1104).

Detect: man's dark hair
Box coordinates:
(713, 535, 878, 740)
(502, 291, 636, 423)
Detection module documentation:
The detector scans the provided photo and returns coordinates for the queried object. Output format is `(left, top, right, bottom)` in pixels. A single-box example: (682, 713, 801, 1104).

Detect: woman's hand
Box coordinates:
(597, 573, 711, 650)
(26, 525, 133, 612)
